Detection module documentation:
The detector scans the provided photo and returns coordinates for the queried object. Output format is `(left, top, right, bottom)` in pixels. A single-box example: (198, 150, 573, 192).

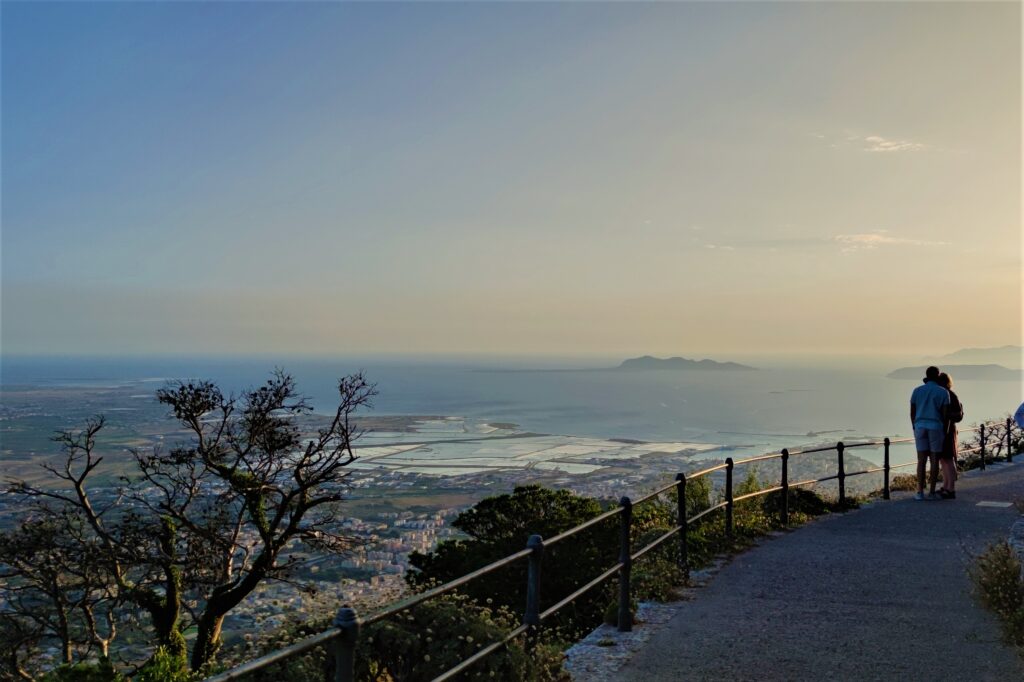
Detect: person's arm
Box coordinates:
(910, 402, 916, 427)
(951, 397, 964, 423)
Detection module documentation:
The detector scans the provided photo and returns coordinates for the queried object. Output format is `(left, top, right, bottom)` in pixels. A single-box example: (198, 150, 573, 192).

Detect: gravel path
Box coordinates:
(612, 463, 1024, 681)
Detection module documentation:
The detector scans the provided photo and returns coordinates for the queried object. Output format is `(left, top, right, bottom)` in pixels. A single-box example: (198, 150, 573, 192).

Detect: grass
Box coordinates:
(970, 540, 1024, 648)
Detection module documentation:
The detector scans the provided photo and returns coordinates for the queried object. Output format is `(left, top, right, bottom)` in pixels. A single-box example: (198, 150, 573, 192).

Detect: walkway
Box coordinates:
(618, 464, 1024, 681)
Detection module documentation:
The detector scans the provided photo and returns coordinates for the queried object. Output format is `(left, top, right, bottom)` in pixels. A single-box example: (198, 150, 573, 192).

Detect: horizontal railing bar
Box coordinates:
(430, 624, 530, 682)
(539, 562, 623, 621)
(687, 462, 730, 479)
(888, 437, 916, 444)
(789, 478, 821, 489)
(632, 478, 682, 506)
(688, 500, 729, 524)
(732, 488, 769, 503)
(361, 547, 534, 627)
(204, 628, 340, 681)
(545, 507, 623, 547)
(815, 474, 839, 482)
(851, 466, 886, 475)
(631, 525, 681, 562)
(890, 461, 917, 471)
(733, 452, 783, 465)
(842, 441, 883, 450)
(789, 444, 839, 455)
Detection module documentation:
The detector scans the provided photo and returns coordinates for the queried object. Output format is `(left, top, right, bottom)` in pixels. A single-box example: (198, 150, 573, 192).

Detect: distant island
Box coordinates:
(927, 345, 1022, 369)
(473, 355, 756, 373)
(886, 364, 1023, 381)
(617, 355, 756, 371)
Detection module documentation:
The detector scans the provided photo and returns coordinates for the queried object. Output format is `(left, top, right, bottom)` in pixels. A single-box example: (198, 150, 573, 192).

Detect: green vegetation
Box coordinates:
(970, 541, 1024, 647)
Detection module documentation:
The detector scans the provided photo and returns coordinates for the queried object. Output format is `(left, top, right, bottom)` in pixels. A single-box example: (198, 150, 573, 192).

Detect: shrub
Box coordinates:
(970, 541, 1024, 646)
(890, 474, 918, 492)
(762, 487, 831, 519)
(601, 599, 636, 627)
(133, 648, 195, 682)
(355, 593, 567, 681)
(407, 486, 614, 640)
(971, 542, 1024, 618)
(632, 526, 685, 602)
(40, 660, 125, 682)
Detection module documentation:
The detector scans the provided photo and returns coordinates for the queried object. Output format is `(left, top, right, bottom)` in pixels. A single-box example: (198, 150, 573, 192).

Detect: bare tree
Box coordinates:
(5, 371, 375, 674)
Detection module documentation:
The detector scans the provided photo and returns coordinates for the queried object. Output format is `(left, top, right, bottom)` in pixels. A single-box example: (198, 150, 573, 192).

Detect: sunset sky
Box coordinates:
(2, 2, 1020, 358)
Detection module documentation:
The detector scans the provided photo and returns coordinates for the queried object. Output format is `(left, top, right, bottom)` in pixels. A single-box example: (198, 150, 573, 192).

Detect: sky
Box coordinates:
(2, 1, 1021, 359)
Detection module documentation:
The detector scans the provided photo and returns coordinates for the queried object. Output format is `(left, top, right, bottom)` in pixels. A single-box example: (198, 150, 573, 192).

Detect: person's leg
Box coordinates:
(941, 458, 956, 492)
(913, 428, 930, 496)
(927, 428, 943, 496)
(916, 451, 928, 494)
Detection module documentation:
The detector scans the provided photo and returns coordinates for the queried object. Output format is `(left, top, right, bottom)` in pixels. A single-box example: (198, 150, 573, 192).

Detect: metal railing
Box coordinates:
(206, 418, 1016, 682)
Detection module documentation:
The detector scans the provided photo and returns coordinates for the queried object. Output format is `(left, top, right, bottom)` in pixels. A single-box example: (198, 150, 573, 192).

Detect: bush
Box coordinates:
(133, 647, 194, 682)
(971, 542, 1024, 618)
(632, 526, 685, 602)
(40, 660, 125, 682)
(407, 486, 614, 640)
(601, 599, 635, 627)
(890, 474, 918, 492)
(355, 593, 566, 681)
(762, 488, 831, 518)
(970, 541, 1024, 646)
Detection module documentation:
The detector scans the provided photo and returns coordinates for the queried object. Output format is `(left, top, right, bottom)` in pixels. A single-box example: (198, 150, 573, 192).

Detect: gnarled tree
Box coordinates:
(5, 371, 374, 675)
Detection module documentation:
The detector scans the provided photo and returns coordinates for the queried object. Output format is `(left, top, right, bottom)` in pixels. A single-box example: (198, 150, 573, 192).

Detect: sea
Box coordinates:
(3, 354, 1022, 468)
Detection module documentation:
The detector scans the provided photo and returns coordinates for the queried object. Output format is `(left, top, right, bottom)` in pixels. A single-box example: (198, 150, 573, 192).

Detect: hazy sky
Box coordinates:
(2, 1, 1020, 358)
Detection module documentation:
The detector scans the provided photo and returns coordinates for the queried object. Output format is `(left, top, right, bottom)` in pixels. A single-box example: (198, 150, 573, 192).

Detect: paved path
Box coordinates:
(619, 464, 1024, 681)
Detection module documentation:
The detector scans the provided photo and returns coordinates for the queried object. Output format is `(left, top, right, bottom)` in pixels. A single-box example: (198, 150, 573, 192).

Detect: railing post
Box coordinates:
(617, 496, 632, 633)
(780, 449, 789, 526)
(883, 438, 891, 500)
(331, 606, 359, 682)
(1007, 417, 1014, 464)
(675, 473, 688, 580)
(980, 423, 987, 470)
(837, 442, 846, 506)
(725, 458, 734, 540)
(524, 534, 544, 649)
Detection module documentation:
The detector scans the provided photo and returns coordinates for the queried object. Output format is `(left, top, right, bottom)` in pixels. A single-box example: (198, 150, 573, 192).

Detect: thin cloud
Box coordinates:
(834, 231, 949, 252)
(862, 135, 927, 153)
(818, 131, 928, 153)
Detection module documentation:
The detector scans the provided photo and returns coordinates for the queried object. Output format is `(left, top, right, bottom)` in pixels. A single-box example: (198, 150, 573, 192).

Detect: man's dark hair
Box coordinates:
(925, 366, 940, 381)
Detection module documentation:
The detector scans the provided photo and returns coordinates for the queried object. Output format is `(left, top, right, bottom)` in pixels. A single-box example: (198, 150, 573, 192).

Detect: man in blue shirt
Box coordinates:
(910, 366, 950, 500)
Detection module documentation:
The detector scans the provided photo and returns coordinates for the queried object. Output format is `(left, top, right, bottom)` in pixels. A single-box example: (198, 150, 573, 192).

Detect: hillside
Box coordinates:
(929, 345, 1023, 369)
(886, 364, 1023, 381)
(618, 356, 756, 371)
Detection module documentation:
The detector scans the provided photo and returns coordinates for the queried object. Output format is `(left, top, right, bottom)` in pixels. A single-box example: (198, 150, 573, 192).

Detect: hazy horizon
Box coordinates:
(3, 2, 1021, 357)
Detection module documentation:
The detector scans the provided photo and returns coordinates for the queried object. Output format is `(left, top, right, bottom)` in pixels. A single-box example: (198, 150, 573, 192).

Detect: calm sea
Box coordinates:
(3, 355, 1021, 465)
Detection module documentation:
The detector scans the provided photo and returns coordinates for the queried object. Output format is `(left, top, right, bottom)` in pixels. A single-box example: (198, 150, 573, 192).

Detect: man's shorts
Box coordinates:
(914, 426, 944, 453)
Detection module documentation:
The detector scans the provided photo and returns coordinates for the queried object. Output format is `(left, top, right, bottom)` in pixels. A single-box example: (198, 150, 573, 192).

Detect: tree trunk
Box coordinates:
(190, 613, 226, 672)
(57, 606, 72, 665)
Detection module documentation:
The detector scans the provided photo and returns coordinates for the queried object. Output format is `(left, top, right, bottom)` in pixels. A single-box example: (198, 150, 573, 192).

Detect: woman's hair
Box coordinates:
(937, 372, 953, 390)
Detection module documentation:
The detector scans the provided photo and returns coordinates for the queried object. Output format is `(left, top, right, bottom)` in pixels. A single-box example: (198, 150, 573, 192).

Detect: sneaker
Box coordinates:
(928, 492, 940, 500)
(914, 492, 925, 501)
(940, 489, 956, 500)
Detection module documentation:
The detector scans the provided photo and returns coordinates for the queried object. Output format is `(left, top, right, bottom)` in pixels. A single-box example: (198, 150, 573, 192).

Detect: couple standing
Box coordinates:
(910, 366, 964, 500)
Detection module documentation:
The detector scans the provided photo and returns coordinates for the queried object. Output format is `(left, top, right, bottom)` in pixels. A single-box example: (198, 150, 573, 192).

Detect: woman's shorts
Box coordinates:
(914, 426, 944, 453)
